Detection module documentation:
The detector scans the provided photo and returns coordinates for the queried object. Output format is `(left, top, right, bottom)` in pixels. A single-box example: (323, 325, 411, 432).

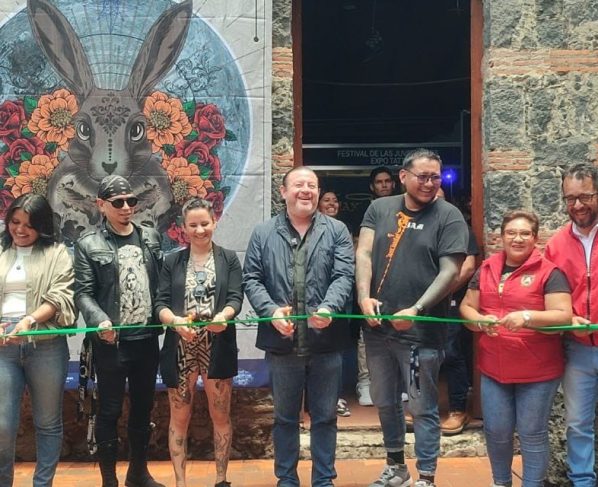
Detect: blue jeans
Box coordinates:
(481, 374, 559, 487)
(563, 338, 598, 487)
(364, 331, 443, 476)
(266, 351, 342, 487)
(0, 337, 69, 487)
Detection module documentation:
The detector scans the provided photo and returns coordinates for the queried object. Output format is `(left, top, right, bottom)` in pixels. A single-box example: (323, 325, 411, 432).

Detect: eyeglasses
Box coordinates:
(106, 197, 138, 209)
(405, 169, 442, 185)
(193, 271, 207, 301)
(562, 193, 598, 206)
(503, 230, 534, 240)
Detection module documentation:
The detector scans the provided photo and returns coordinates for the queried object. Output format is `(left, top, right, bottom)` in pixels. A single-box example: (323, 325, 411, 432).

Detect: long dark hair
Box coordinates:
(1, 194, 56, 250)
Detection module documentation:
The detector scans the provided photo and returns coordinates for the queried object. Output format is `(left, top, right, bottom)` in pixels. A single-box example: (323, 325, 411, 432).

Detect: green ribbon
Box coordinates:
(0, 312, 592, 339)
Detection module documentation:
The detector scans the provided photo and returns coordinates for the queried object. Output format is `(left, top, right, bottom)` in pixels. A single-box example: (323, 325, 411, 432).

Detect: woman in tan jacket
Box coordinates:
(0, 193, 77, 487)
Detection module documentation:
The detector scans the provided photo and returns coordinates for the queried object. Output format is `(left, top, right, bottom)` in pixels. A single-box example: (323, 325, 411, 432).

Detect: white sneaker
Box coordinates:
(414, 480, 436, 487)
(356, 382, 374, 406)
(368, 459, 412, 487)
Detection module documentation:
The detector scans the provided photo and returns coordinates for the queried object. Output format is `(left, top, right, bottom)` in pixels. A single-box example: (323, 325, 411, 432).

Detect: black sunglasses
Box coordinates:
(107, 197, 138, 209)
(193, 271, 207, 300)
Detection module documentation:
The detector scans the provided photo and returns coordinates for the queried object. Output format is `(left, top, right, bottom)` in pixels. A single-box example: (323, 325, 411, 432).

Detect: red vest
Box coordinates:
(477, 248, 564, 383)
(545, 223, 598, 347)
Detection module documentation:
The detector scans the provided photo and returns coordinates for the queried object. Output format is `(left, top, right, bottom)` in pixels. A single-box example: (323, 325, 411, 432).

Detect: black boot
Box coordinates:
(125, 428, 165, 487)
(97, 439, 119, 487)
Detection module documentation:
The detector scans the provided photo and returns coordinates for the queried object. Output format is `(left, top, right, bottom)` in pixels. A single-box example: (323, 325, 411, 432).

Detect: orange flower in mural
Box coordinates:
(28, 89, 78, 150)
(162, 156, 214, 204)
(5, 154, 58, 197)
(144, 91, 192, 152)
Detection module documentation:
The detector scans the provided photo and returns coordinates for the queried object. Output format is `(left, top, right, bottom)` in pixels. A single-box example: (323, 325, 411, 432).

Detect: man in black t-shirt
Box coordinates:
(356, 149, 467, 487)
(75, 175, 164, 487)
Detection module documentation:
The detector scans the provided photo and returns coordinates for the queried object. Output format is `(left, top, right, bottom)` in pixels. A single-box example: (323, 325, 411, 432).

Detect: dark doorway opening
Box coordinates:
(300, 0, 472, 227)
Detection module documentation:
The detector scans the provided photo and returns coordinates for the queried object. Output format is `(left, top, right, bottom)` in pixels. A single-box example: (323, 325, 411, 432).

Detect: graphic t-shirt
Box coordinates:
(113, 231, 151, 329)
(361, 195, 468, 348)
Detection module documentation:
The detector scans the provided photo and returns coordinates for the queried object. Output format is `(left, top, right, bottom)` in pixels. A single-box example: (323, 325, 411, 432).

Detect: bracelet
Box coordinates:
(25, 315, 37, 326)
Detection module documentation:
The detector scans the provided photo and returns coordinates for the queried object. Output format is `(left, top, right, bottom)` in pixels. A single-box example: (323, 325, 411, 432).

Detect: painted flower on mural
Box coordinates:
(5, 154, 59, 197)
(174, 140, 222, 181)
(166, 222, 188, 246)
(28, 88, 78, 150)
(193, 103, 226, 150)
(162, 156, 214, 205)
(144, 91, 192, 152)
(0, 189, 14, 220)
(0, 100, 27, 144)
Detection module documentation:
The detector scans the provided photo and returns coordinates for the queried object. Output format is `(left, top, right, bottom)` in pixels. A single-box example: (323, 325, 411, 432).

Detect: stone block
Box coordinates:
(272, 0, 291, 48)
(483, 172, 526, 231)
(484, 81, 525, 149)
(272, 78, 294, 143)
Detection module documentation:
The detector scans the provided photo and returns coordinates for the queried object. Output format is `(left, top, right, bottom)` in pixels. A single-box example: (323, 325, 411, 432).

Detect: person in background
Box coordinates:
(74, 175, 164, 487)
(357, 149, 467, 487)
(243, 167, 354, 487)
(461, 210, 571, 487)
(157, 198, 242, 487)
(0, 193, 77, 487)
(355, 166, 397, 408)
(318, 189, 352, 418)
(544, 163, 598, 487)
(436, 188, 480, 435)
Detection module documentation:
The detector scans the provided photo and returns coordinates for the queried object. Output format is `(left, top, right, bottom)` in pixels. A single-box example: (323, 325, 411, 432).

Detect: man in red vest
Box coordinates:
(545, 163, 598, 487)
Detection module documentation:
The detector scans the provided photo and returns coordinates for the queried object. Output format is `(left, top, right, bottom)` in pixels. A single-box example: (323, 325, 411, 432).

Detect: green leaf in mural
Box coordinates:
(163, 144, 176, 156)
(225, 130, 237, 142)
(183, 100, 195, 119)
(20, 151, 32, 161)
(221, 186, 231, 197)
(45, 142, 58, 153)
(186, 130, 198, 141)
(200, 165, 211, 179)
(187, 154, 198, 165)
(0, 179, 4, 189)
(0, 143, 8, 154)
(6, 164, 19, 177)
(21, 127, 34, 139)
(24, 96, 38, 115)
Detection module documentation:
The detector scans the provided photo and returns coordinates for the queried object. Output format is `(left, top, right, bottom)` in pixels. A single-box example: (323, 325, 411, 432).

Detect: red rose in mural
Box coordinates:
(7, 137, 46, 164)
(0, 100, 26, 143)
(174, 140, 222, 181)
(193, 103, 226, 149)
(0, 189, 14, 220)
(166, 222, 188, 246)
(205, 190, 225, 219)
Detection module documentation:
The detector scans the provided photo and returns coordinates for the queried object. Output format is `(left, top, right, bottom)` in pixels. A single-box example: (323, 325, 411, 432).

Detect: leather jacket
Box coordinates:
(74, 220, 162, 340)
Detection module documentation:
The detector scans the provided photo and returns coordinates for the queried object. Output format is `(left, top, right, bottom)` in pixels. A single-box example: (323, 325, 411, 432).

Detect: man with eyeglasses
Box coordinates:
(74, 175, 164, 487)
(545, 163, 598, 487)
(356, 148, 467, 487)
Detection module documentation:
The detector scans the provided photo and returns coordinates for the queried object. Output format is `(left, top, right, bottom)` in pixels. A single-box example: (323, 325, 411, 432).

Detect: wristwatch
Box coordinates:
(522, 310, 532, 327)
(413, 303, 425, 314)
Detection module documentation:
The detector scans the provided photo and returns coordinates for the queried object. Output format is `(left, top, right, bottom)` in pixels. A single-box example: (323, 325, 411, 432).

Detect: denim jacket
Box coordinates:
(74, 220, 162, 340)
(243, 211, 354, 354)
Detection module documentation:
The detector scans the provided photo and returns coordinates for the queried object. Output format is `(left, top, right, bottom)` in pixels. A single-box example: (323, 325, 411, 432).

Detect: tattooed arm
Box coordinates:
(356, 227, 381, 327)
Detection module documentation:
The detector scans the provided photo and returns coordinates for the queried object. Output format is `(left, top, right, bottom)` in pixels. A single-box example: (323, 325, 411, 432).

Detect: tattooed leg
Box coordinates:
(168, 370, 198, 487)
(204, 375, 233, 483)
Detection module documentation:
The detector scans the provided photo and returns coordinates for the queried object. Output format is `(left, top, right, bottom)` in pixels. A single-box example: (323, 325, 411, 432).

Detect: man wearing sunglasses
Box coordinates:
(545, 164, 598, 487)
(74, 175, 164, 487)
(356, 148, 467, 487)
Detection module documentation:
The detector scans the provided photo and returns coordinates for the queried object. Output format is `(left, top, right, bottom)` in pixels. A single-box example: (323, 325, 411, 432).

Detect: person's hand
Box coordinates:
(0, 323, 11, 346)
(389, 307, 417, 331)
(272, 306, 294, 337)
(97, 320, 117, 344)
(572, 315, 592, 337)
(308, 308, 332, 329)
(207, 312, 228, 333)
(477, 315, 499, 337)
(172, 314, 197, 342)
(499, 311, 526, 332)
(359, 298, 381, 327)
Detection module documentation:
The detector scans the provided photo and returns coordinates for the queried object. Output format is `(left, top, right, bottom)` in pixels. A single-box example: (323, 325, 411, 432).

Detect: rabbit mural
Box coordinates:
(25, 0, 191, 241)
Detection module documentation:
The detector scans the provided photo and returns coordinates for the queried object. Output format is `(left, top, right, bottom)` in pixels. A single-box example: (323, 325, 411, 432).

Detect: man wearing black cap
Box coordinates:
(74, 175, 164, 487)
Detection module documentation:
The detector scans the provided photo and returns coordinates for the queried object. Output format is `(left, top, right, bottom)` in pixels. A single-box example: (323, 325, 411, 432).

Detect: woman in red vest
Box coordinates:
(460, 210, 572, 487)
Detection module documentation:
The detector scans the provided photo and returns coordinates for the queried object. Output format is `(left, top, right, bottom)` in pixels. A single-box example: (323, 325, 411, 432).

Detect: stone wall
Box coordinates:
(482, 1, 598, 484)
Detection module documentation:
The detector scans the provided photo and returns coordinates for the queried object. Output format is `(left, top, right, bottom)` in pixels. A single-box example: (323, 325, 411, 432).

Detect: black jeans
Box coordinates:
(93, 336, 159, 443)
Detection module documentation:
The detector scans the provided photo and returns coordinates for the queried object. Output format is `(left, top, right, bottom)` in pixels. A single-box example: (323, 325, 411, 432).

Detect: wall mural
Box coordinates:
(0, 0, 272, 386)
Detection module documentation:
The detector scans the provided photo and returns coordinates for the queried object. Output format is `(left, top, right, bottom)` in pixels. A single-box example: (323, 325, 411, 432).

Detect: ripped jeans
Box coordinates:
(364, 332, 444, 476)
